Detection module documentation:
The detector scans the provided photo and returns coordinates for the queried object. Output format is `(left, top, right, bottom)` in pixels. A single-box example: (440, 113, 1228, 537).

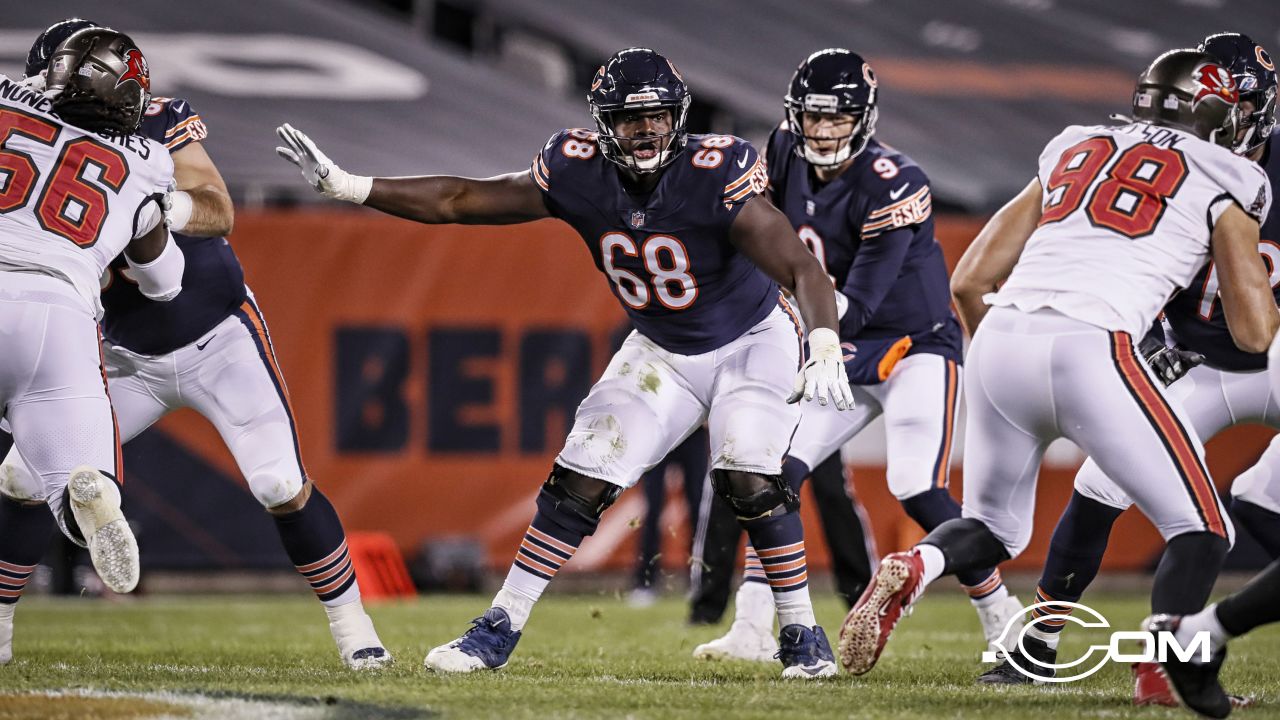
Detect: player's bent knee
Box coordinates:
(252, 471, 306, 512)
(537, 465, 623, 537)
(923, 517, 1014, 568)
(710, 469, 799, 521)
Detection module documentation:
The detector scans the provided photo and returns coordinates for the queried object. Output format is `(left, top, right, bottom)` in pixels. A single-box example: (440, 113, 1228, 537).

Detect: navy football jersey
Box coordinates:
(530, 129, 780, 354)
(765, 126, 961, 361)
(1164, 128, 1280, 371)
(100, 97, 248, 355)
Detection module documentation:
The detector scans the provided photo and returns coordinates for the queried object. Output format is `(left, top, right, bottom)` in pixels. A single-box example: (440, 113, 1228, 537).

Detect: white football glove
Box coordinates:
(274, 123, 372, 203)
(788, 327, 855, 410)
(159, 181, 193, 233)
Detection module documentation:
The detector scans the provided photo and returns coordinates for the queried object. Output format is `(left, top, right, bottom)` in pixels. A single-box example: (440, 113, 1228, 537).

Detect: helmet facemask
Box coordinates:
(1233, 87, 1277, 155)
(786, 101, 877, 167)
(592, 96, 690, 174)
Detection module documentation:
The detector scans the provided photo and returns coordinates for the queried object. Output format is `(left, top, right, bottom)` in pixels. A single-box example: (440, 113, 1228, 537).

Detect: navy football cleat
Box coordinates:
(424, 607, 522, 673)
(776, 624, 838, 678)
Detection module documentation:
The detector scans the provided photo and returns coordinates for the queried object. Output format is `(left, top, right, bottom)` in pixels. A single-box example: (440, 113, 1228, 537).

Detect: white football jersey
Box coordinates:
(988, 122, 1271, 337)
(0, 76, 173, 316)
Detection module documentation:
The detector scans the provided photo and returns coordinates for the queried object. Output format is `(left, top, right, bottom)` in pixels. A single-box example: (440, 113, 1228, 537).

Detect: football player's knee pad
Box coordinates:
(710, 469, 799, 521)
(921, 518, 1011, 571)
(246, 470, 305, 510)
(536, 464, 623, 537)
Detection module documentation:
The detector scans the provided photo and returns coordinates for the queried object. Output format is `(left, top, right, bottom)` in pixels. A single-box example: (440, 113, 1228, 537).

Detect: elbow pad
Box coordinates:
(126, 236, 185, 301)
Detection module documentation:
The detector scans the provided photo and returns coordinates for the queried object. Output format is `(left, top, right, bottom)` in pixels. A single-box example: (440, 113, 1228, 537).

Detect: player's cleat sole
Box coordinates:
(68, 467, 138, 594)
(838, 550, 924, 675)
(424, 645, 504, 673)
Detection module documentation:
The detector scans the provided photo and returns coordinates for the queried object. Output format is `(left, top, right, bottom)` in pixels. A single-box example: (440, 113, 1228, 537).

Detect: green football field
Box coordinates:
(1, 591, 1278, 719)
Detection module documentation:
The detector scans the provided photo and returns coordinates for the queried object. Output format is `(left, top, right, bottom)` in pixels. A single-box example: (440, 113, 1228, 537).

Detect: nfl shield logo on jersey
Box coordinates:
(630, 210, 646, 228)
(806, 200, 816, 216)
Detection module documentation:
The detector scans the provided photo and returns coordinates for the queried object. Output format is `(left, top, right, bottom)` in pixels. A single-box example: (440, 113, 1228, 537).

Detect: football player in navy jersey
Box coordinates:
(978, 34, 1280, 698)
(0, 19, 390, 670)
(278, 47, 853, 677)
(694, 49, 1023, 665)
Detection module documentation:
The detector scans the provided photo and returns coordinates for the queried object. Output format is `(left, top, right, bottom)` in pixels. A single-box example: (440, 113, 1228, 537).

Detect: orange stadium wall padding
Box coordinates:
(149, 211, 1275, 574)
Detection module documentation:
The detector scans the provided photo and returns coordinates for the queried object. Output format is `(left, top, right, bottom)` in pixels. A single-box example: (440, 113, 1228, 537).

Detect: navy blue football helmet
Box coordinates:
(1199, 32, 1277, 155)
(587, 48, 691, 173)
(785, 49, 879, 167)
(25, 18, 101, 80)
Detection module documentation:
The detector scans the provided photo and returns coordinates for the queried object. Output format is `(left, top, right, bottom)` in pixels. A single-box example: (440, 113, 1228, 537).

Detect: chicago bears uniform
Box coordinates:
(277, 47, 847, 677)
(0, 91, 388, 668)
(532, 129, 803, 482)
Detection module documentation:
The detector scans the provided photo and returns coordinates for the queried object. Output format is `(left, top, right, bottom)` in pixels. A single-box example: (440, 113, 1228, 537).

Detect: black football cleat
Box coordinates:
(1145, 614, 1231, 719)
(977, 635, 1057, 685)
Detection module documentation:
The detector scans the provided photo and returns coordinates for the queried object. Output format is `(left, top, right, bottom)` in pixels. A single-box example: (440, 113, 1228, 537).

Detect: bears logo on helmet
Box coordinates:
(1258, 46, 1276, 72)
(116, 48, 150, 92)
(1193, 63, 1239, 106)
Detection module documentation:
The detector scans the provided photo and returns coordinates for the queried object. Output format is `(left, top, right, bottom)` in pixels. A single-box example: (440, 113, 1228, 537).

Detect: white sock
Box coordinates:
(1175, 603, 1230, 662)
(917, 544, 947, 586)
(774, 586, 817, 629)
(493, 576, 541, 631)
(970, 583, 1010, 609)
(734, 581, 776, 631)
(1025, 624, 1061, 650)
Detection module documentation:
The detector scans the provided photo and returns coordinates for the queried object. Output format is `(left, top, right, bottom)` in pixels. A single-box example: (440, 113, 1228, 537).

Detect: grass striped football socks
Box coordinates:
(0, 496, 55, 606)
(742, 513, 816, 628)
(494, 511, 584, 631)
(272, 488, 360, 607)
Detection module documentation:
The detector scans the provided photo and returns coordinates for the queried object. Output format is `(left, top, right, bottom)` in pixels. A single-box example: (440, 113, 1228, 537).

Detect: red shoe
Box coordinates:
(837, 549, 926, 675)
(1133, 661, 1177, 707)
(1133, 661, 1255, 710)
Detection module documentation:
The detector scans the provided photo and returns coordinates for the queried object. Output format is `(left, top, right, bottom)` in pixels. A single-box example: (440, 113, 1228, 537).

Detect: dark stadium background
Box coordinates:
(1, 0, 1276, 592)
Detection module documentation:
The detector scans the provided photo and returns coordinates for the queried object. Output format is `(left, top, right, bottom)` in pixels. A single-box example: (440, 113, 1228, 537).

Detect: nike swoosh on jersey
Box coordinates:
(889, 182, 911, 200)
(172, 100, 186, 113)
(737, 152, 749, 169)
(196, 334, 216, 351)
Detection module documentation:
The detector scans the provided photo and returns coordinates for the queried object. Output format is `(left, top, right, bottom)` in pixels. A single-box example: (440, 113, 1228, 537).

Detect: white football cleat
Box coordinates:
(0, 602, 13, 665)
(325, 600, 392, 670)
(693, 582, 777, 662)
(693, 621, 779, 662)
(978, 594, 1025, 657)
(67, 467, 138, 594)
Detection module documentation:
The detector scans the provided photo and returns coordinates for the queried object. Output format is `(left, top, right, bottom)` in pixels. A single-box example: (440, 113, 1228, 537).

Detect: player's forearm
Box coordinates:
(365, 176, 468, 224)
(173, 185, 234, 237)
(792, 262, 839, 333)
(952, 288, 991, 337)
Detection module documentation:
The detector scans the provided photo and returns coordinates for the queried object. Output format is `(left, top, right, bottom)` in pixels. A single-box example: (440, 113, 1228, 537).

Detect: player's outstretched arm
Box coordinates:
(1212, 204, 1279, 354)
(951, 178, 1042, 336)
(275, 124, 549, 225)
(123, 220, 185, 302)
(169, 142, 234, 237)
(729, 195, 855, 410)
